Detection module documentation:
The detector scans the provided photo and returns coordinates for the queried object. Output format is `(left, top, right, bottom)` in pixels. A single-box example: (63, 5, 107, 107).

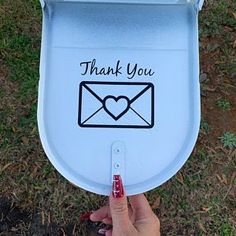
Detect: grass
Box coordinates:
(220, 223, 235, 236)
(0, 0, 236, 235)
(217, 98, 231, 111)
(219, 132, 236, 149)
(199, 0, 236, 37)
(200, 119, 210, 134)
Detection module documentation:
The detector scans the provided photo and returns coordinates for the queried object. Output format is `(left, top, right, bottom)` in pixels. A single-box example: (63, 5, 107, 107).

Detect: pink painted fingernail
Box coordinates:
(112, 175, 124, 199)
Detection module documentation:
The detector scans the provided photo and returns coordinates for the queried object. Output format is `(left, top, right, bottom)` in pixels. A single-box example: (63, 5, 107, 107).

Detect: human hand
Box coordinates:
(90, 175, 160, 236)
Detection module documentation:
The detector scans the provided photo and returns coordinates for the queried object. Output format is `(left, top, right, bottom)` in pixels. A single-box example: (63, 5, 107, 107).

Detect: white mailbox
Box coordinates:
(38, 0, 204, 195)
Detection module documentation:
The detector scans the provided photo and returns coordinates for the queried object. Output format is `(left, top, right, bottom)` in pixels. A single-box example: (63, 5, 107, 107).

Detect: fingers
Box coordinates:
(102, 217, 113, 225)
(93, 175, 139, 236)
(109, 194, 130, 226)
(97, 228, 112, 236)
(105, 229, 112, 236)
(129, 194, 154, 219)
(90, 206, 110, 222)
(129, 194, 161, 234)
(98, 229, 112, 236)
(109, 175, 131, 228)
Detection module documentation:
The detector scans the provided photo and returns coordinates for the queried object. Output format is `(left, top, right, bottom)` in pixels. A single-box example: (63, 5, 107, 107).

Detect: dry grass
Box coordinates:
(0, 0, 236, 235)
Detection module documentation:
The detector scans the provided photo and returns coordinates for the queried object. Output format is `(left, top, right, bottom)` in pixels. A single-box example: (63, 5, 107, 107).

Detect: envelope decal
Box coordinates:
(78, 81, 154, 128)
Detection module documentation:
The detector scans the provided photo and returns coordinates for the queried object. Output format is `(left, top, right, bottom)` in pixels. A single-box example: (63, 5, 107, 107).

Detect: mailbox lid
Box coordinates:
(38, 1, 202, 196)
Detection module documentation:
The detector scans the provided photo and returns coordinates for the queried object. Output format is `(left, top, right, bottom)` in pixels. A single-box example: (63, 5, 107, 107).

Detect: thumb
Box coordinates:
(109, 175, 130, 228)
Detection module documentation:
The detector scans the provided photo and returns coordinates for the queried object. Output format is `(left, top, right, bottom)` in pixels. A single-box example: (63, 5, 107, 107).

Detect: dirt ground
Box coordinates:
(0, 0, 235, 235)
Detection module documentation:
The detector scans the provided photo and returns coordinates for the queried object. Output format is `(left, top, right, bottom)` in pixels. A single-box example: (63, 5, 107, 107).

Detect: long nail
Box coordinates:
(112, 175, 124, 198)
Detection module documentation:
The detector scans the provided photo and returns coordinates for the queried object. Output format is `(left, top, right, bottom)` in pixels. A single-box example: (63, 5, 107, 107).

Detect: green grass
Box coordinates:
(200, 0, 236, 37)
(200, 120, 210, 134)
(219, 132, 236, 149)
(0, 88, 5, 98)
(216, 99, 231, 111)
(220, 223, 235, 236)
(0, 0, 236, 235)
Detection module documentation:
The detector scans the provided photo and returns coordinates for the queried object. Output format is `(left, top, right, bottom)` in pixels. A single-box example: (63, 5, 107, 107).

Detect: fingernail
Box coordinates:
(79, 211, 93, 221)
(112, 175, 124, 198)
(98, 228, 107, 235)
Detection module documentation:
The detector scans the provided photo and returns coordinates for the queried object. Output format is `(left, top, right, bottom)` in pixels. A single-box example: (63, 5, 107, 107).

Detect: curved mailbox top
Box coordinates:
(40, 0, 204, 10)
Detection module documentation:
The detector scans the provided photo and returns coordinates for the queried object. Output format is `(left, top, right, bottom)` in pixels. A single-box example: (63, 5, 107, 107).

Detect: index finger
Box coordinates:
(90, 206, 111, 222)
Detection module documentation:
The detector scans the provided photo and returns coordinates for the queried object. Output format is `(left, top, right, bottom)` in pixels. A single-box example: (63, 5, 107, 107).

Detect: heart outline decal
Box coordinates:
(103, 96, 130, 121)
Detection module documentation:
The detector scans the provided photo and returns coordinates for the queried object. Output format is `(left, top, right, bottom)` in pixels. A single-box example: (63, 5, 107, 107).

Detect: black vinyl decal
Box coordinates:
(78, 81, 154, 129)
